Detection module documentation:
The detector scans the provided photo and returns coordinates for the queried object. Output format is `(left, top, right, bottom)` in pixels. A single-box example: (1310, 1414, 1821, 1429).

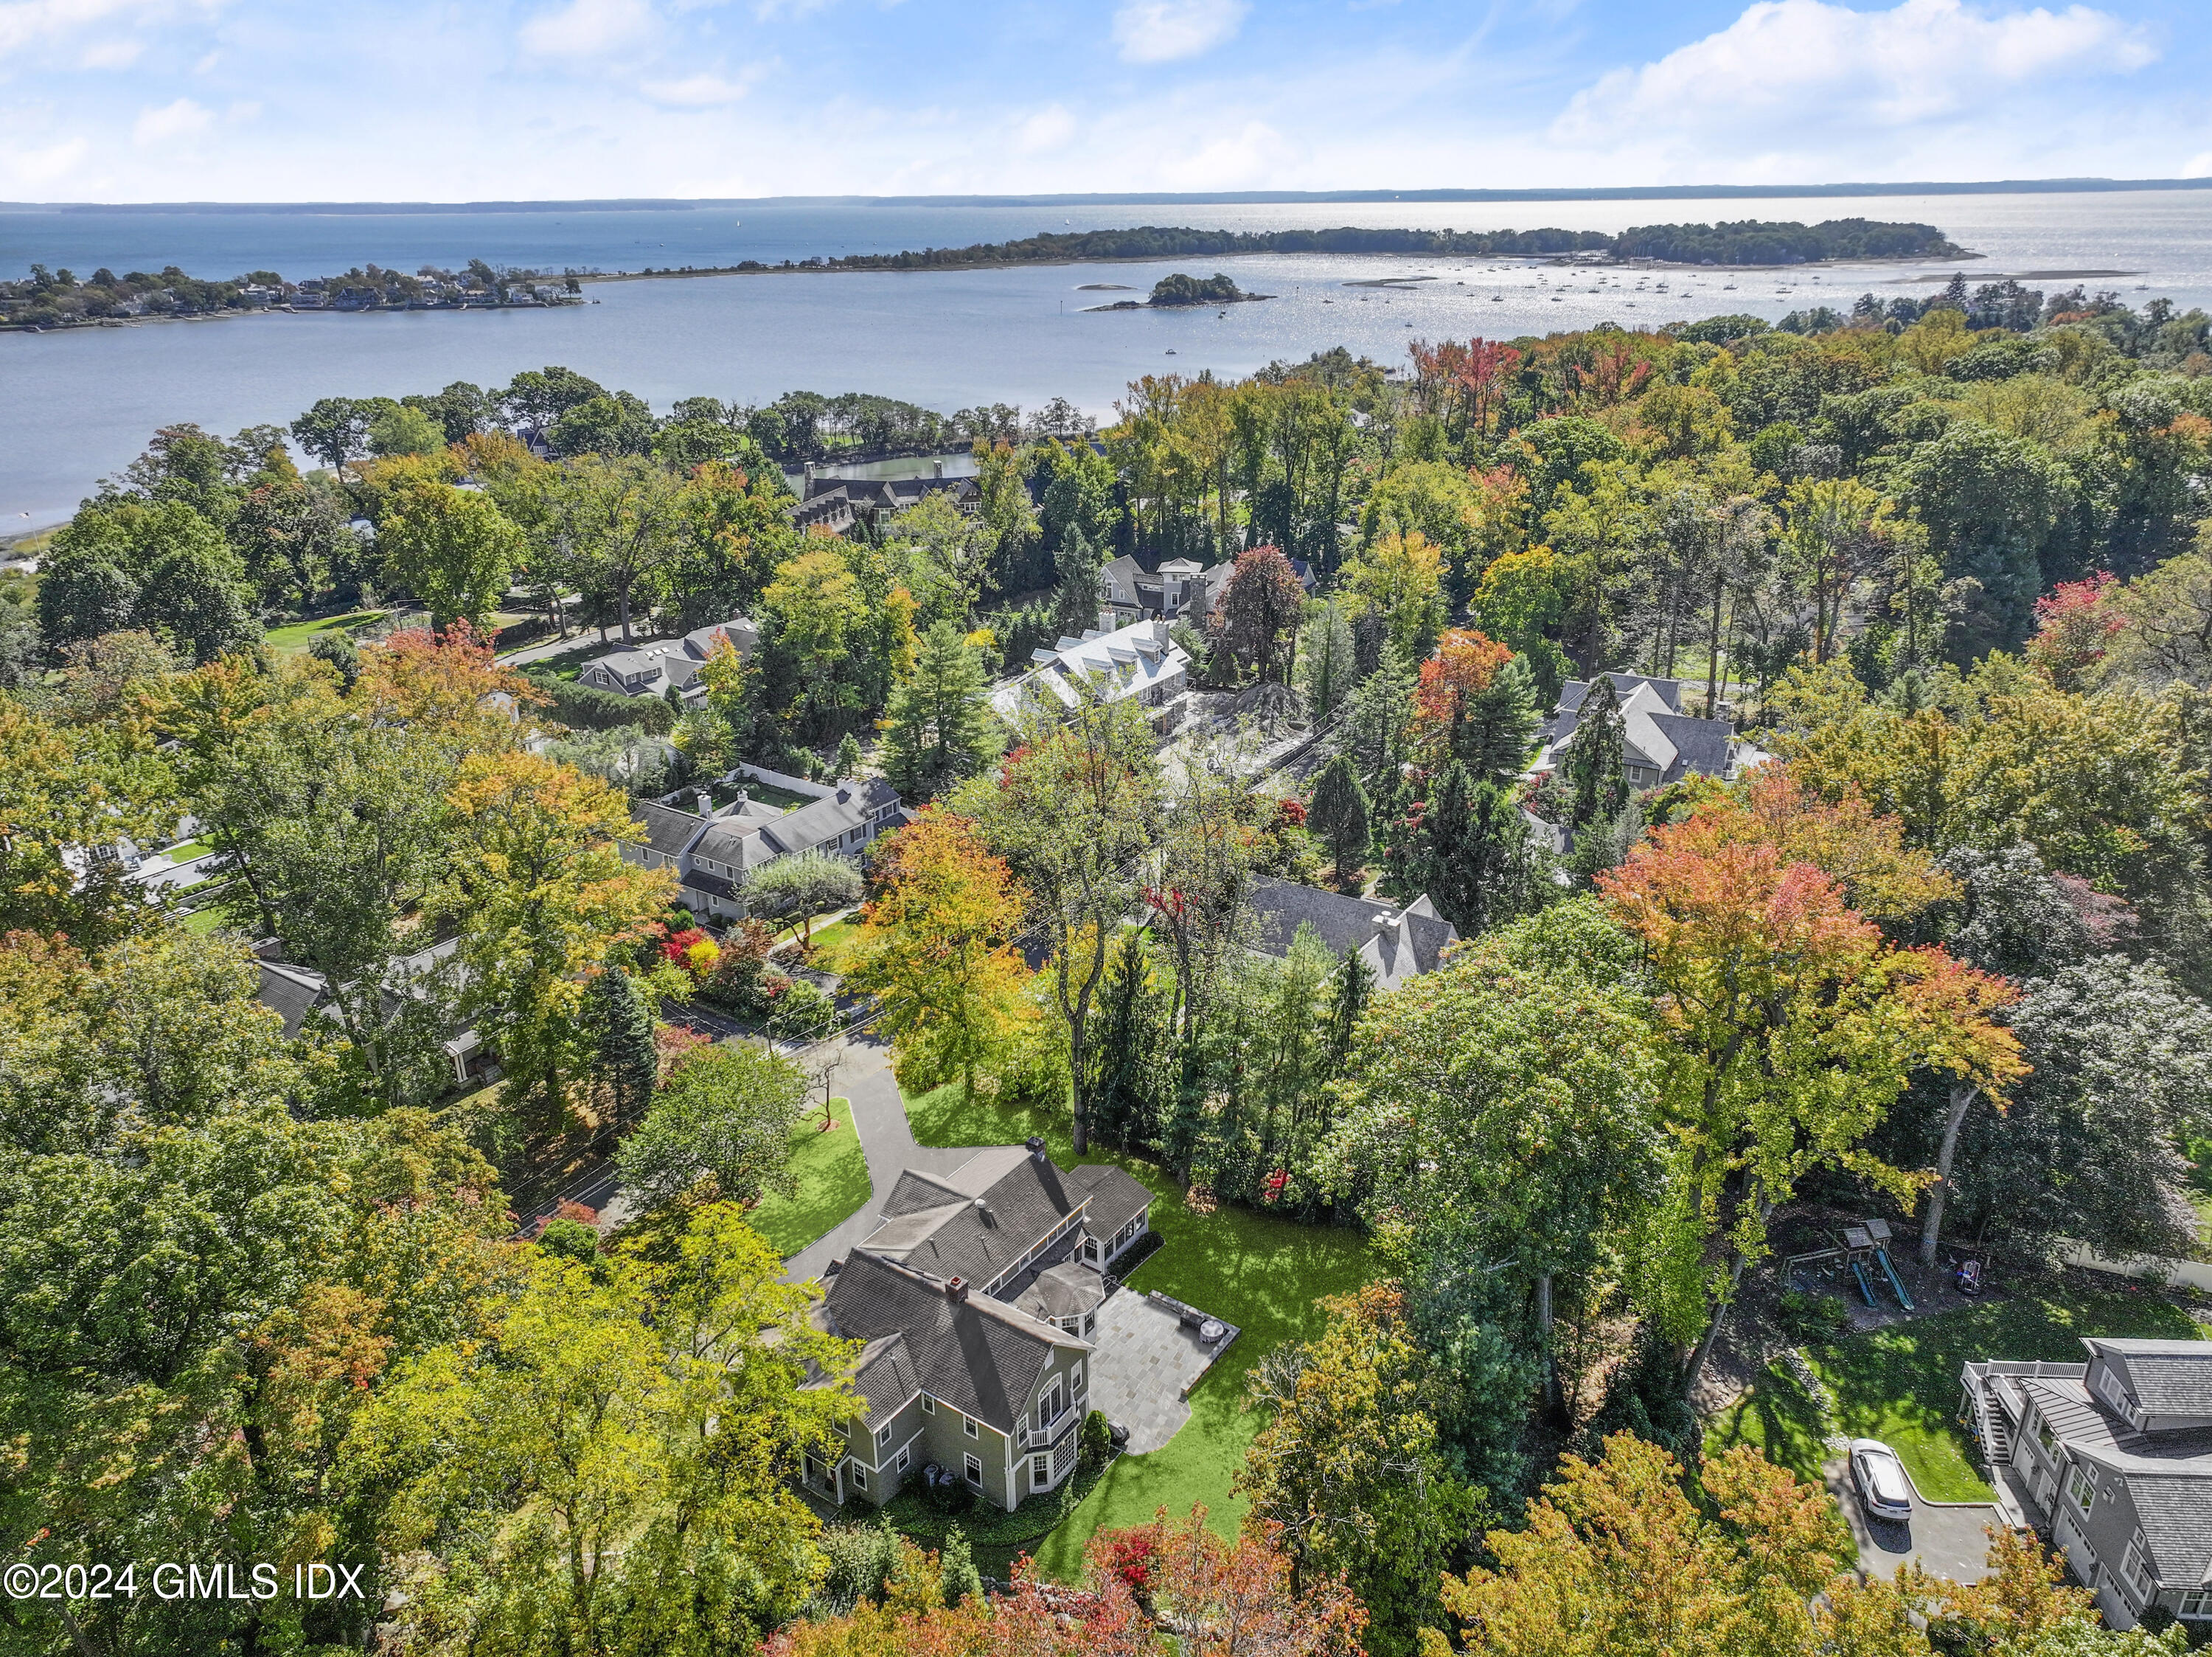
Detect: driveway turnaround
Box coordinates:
(1824, 1456, 2000, 1583)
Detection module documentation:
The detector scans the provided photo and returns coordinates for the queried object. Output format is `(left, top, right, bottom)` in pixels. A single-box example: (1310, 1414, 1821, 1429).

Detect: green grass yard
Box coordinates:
(1706, 1281, 2208, 1501)
(748, 1097, 870, 1257)
(261, 609, 389, 653)
(799, 919, 865, 976)
(901, 1082, 1377, 1578)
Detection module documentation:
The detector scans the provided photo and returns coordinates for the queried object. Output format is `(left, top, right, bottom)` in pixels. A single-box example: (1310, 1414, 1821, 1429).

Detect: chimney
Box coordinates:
(1025, 1136, 1046, 1163)
(695, 789, 712, 817)
(945, 1276, 968, 1302)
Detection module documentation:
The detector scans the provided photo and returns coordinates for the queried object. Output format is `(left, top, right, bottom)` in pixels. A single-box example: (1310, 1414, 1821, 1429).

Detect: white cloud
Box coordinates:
(520, 0, 653, 58)
(1554, 0, 2154, 147)
(0, 0, 200, 52)
(133, 95, 211, 144)
(1158, 118, 1295, 187)
(0, 135, 88, 187)
(1015, 103, 1076, 153)
(78, 34, 141, 66)
(1111, 0, 1248, 63)
(640, 66, 762, 105)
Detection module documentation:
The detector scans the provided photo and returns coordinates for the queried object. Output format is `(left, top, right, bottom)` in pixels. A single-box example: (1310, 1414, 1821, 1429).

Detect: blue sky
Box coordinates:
(3, 0, 2208, 201)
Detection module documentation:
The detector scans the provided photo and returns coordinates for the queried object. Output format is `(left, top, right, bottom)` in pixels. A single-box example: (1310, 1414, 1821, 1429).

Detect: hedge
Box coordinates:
(522, 672, 677, 734)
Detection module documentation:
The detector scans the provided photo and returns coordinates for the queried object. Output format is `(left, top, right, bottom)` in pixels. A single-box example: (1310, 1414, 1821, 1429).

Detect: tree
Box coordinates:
(844, 809, 1033, 1103)
(440, 754, 675, 1119)
(1343, 530, 1448, 664)
(0, 693, 174, 948)
(290, 395, 372, 473)
(1299, 601, 1358, 725)
(1413, 760, 1537, 936)
(1051, 522, 1105, 641)
(585, 965, 659, 1131)
(368, 401, 450, 459)
(1596, 790, 2022, 1395)
(954, 687, 1160, 1153)
(344, 1204, 853, 1657)
(1307, 754, 1371, 885)
(378, 479, 524, 633)
(1413, 634, 1540, 783)
(616, 1041, 808, 1211)
(882, 620, 998, 798)
(1433, 1434, 1863, 1657)
(1211, 545, 1307, 685)
(762, 546, 872, 737)
(1095, 1507, 1366, 1657)
(40, 500, 258, 663)
(1562, 673, 1628, 831)
(1236, 1284, 1478, 1656)
(745, 848, 865, 945)
(548, 454, 684, 645)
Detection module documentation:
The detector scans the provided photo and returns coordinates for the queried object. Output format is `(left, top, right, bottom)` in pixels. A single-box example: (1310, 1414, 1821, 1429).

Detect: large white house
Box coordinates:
(990, 617, 1191, 737)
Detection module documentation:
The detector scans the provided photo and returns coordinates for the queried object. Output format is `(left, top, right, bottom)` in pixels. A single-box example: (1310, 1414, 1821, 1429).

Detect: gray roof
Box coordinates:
(2015, 1368, 2212, 1588)
(631, 800, 707, 858)
(692, 777, 902, 872)
(822, 1251, 1074, 1432)
(2126, 1471, 2212, 1588)
(1649, 712, 1735, 782)
(1068, 1163, 1154, 1237)
(845, 1333, 922, 1423)
(681, 867, 736, 901)
(1539, 672, 1740, 786)
(254, 960, 327, 1038)
(2090, 1339, 2212, 1418)
(866, 1145, 1082, 1288)
(1016, 1262, 1107, 1321)
(1246, 878, 1459, 992)
(682, 616, 757, 661)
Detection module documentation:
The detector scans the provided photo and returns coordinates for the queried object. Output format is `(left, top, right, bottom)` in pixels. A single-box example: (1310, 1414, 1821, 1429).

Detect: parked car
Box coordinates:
(1849, 1438, 1913, 1522)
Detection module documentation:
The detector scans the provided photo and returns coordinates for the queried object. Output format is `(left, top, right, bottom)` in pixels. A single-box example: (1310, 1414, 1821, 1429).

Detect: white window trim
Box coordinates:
(964, 1453, 984, 1487)
(921, 1395, 936, 1415)
(964, 1417, 980, 1439)
(2067, 1465, 2097, 1516)
(849, 1463, 867, 1492)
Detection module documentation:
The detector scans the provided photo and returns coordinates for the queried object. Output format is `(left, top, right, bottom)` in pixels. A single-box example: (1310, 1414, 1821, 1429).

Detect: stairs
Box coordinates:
(1973, 1380, 2013, 1467)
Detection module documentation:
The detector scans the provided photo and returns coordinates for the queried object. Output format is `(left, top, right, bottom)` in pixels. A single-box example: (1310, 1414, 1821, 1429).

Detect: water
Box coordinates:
(5, 191, 2210, 531)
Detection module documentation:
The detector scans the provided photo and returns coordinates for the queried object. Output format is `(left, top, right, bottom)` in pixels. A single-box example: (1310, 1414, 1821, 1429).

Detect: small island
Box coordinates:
(1087, 272, 1276, 311)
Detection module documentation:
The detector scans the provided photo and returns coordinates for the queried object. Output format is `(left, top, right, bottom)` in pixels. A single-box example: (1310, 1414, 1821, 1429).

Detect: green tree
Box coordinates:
(345, 1204, 853, 1657)
(1414, 760, 1537, 935)
(953, 688, 1161, 1152)
(378, 480, 524, 633)
(1307, 753, 1371, 884)
(1050, 521, 1103, 642)
(745, 848, 865, 945)
(1562, 673, 1628, 831)
(1299, 600, 1359, 725)
(369, 401, 450, 459)
(0, 693, 174, 948)
(585, 965, 660, 1132)
(881, 620, 997, 798)
(290, 395, 372, 473)
(616, 1041, 807, 1211)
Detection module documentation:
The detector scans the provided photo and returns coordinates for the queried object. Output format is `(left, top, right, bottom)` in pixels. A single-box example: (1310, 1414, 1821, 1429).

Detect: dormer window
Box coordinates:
(2093, 1364, 2137, 1422)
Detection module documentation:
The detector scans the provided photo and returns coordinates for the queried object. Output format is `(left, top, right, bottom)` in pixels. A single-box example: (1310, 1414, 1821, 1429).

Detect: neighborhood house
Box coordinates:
(1244, 878, 1461, 992)
(622, 764, 906, 921)
(990, 617, 1192, 736)
(575, 616, 758, 703)
(1526, 671, 1770, 790)
(1961, 1338, 2212, 1630)
(801, 1139, 1155, 1512)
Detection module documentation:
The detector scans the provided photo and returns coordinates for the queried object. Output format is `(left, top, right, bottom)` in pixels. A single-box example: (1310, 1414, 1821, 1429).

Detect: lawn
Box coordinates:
(1706, 1279, 2209, 1501)
(262, 609, 388, 653)
(748, 1097, 871, 1257)
(901, 1082, 1377, 1580)
(794, 918, 865, 976)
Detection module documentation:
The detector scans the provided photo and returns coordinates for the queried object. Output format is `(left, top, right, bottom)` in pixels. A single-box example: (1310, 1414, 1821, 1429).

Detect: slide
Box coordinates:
(1874, 1248, 1916, 1312)
(1849, 1259, 1877, 1307)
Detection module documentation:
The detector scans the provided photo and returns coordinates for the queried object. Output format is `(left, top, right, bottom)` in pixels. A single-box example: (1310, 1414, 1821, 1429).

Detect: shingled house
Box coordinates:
(801, 1140, 1155, 1512)
(1526, 672, 1768, 791)
(1961, 1338, 2212, 1629)
(1244, 877, 1460, 992)
(620, 766, 905, 921)
(575, 616, 758, 704)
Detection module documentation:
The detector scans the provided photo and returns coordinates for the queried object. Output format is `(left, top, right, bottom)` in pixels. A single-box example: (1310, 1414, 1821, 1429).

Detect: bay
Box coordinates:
(5, 190, 2210, 532)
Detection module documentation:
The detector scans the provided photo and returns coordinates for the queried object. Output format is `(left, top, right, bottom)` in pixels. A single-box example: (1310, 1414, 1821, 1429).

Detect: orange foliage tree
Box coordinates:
(1598, 778, 2023, 1394)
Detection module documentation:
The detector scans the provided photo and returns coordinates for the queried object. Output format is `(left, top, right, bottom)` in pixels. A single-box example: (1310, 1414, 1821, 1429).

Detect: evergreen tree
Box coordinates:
(1299, 600, 1359, 725)
(1050, 522, 1102, 642)
(835, 730, 863, 777)
(1452, 653, 1543, 783)
(1420, 760, 1536, 937)
(936, 1526, 982, 1608)
(584, 964, 658, 1130)
(1563, 673, 1628, 830)
(1308, 753, 1371, 886)
(881, 620, 996, 798)
(1091, 927, 1169, 1150)
(1327, 942, 1375, 1067)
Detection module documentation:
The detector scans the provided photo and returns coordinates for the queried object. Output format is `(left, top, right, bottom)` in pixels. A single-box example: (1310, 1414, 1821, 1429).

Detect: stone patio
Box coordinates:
(1085, 1288, 1237, 1453)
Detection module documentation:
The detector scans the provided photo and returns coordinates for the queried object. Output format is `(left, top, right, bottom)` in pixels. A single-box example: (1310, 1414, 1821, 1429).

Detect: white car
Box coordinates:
(1849, 1438, 1913, 1522)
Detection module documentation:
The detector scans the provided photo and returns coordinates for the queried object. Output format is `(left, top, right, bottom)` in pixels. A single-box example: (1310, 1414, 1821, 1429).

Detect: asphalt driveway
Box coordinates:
(1823, 1456, 2000, 1583)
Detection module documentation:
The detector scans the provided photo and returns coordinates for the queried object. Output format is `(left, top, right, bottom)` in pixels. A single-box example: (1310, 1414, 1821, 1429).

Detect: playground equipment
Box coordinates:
(1841, 1220, 1916, 1312)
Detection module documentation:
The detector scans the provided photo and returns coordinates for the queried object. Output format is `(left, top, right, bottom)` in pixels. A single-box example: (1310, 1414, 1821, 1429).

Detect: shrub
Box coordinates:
(1774, 1288, 1853, 1343)
(1078, 1408, 1113, 1474)
(537, 1217, 599, 1264)
(522, 670, 676, 734)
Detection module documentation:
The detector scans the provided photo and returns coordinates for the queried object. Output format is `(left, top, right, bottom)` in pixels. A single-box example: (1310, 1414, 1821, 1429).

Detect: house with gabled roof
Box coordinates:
(1961, 1337, 2212, 1629)
(990, 616, 1191, 737)
(1244, 877, 1459, 993)
(1527, 672, 1770, 791)
(619, 766, 908, 923)
(576, 616, 757, 704)
(801, 1139, 1155, 1512)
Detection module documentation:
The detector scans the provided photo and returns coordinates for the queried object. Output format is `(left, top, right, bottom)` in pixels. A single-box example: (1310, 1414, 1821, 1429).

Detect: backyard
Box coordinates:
(261, 608, 389, 653)
(1706, 1276, 2211, 1501)
(898, 1082, 1377, 1579)
(748, 1095, 870, 1257)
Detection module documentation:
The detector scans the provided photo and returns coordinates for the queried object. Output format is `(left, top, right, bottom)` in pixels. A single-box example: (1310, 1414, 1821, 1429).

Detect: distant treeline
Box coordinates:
(714, 217, 1963, 274)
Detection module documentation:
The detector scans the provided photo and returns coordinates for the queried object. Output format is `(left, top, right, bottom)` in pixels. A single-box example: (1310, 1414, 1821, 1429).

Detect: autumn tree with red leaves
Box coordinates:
(1211, 544, 1308, 686)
